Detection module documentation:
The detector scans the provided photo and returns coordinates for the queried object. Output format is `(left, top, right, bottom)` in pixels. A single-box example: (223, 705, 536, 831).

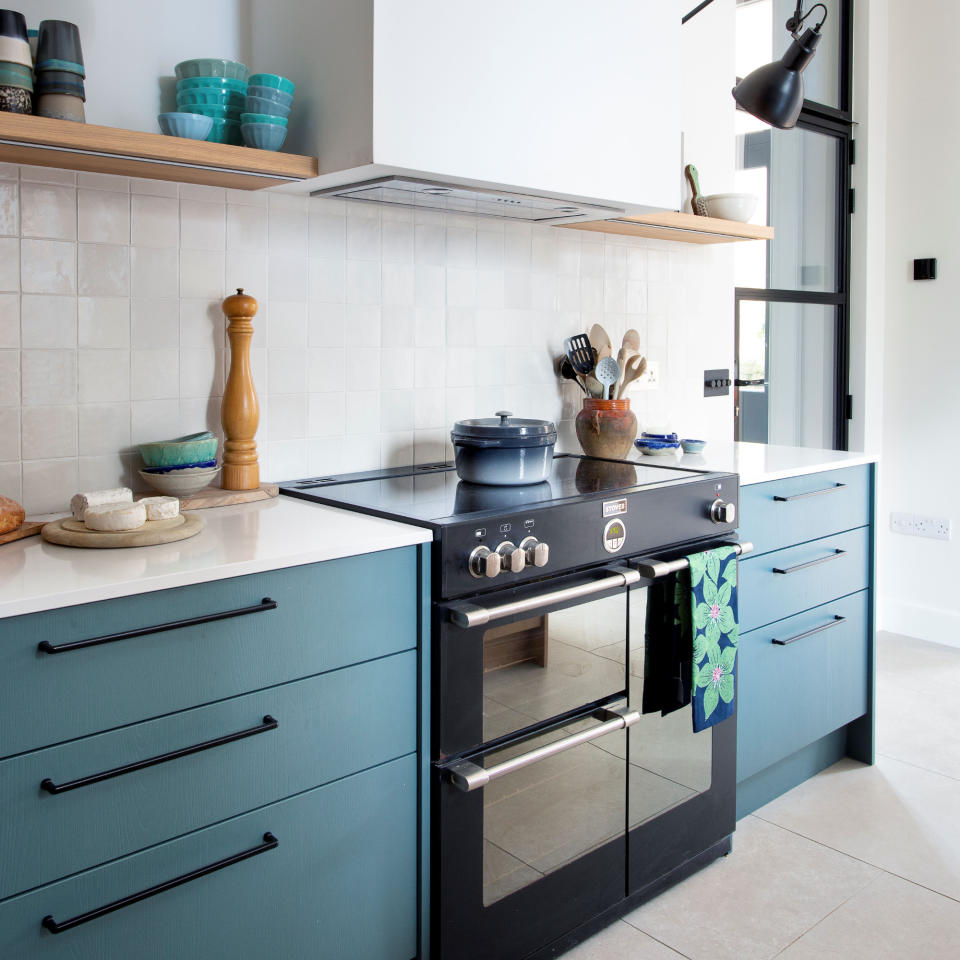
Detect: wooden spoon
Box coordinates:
(615, 330, 642, 396)
(589, 323, 613, 360)
(616, 355, 647, 398)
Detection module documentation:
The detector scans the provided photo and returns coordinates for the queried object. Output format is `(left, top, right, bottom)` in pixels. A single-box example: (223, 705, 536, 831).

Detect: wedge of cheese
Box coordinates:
(71, 487, 133, 521)
(139, 496, 180, 521)
(83, 501, 147, 532)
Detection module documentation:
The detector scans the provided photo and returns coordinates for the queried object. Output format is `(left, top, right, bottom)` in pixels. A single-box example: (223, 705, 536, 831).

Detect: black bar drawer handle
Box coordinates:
(40, 715, 278, 795)
(38, 598, 278, 654)
(772, 615, 847, 646)
(773, 548, 846, 575)
(773, 483, 847, 502)
(41, 832, 278, 934)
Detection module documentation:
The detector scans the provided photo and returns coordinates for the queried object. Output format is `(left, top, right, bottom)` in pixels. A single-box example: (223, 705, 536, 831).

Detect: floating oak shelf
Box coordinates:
(0, 113, 318, 190)
(562, 211, 774, 245)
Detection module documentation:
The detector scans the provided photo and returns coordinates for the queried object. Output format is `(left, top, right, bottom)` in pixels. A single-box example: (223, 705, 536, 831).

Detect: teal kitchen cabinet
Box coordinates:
(736, 465, 875, 817)
(0, 544, 427, 960)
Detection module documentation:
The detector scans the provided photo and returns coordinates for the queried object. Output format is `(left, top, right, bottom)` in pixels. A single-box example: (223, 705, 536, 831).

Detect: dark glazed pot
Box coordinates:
(575, 398, 638, 460)
(36, 19, 84, 75)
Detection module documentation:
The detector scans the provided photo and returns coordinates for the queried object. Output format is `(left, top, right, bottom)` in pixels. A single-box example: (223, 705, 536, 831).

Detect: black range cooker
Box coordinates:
(280, 454, 747, 960)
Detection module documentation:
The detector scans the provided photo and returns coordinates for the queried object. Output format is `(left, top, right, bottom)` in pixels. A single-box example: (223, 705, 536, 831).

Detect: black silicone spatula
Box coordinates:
(564, 333, 595, 378)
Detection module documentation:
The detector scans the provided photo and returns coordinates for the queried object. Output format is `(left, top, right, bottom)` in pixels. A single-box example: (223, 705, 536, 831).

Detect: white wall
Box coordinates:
(874, 0, 960, 645)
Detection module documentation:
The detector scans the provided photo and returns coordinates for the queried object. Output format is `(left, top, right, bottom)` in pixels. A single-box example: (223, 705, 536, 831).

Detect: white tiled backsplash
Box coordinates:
(0, 162, 735, 514)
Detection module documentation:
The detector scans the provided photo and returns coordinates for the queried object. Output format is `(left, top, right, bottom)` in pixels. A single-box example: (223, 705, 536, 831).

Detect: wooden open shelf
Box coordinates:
(562, 211, 774, 244)
(0, 113, 318, 190)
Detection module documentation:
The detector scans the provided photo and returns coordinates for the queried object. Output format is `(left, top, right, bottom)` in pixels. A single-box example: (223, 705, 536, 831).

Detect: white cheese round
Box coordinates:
(139, 496, 180, 521)
(83, 502, 148, 532)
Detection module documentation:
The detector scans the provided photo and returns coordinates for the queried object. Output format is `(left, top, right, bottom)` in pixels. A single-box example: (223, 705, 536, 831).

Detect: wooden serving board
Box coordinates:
(0, 521, 44, 545)
(41, 512, 204, 549)
(138, 483, 279, 511)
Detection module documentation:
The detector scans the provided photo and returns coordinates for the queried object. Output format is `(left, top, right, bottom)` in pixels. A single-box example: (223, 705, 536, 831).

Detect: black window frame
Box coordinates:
(734, 0, 854, 451)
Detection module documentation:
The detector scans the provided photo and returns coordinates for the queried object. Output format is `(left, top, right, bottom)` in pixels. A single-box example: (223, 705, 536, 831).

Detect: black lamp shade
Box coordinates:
(732, 26, 822, 129)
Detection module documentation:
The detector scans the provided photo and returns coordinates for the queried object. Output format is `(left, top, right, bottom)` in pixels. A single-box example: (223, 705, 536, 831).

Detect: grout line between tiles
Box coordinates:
(874, 749, 960, 783)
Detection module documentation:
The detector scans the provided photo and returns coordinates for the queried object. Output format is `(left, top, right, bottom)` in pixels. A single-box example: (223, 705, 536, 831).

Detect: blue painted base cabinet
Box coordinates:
(0, 546, 425, 960)
(736, 466, 875, 818)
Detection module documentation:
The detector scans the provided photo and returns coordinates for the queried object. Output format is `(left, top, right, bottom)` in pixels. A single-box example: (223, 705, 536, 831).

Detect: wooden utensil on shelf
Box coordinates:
(221, 288, 260, 491)
(616, 355, 647, 398)
(589, 323, 613, 360)
(615, 329, 642, 397)
(685, 164, 708, 216)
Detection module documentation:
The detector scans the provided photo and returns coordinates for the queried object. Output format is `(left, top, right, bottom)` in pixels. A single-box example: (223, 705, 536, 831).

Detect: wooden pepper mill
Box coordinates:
(221, 288, 260, 490)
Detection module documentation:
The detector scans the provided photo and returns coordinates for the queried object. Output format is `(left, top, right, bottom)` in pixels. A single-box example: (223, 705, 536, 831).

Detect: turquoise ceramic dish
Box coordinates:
(241, 121, 287, 151)
(177, 76, 247, 94)
(175, 59, 248, 82)
(246, 84, 292, 107)
(157, 112, 214, 140)
(240, 111, 287, 126)
(680, 438, 707, 454)
(206, 116, 242, 144)
(177, 89, 245, 108)
(139, 431, 218, 468)
(248, 72, 294, 95)
(183, 102, 241, 121)
(244, 94, 290, 118)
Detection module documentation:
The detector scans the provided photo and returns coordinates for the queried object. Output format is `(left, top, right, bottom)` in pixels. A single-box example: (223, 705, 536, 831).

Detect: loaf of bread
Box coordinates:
(83, 502, 147, 532)
(71, 487, 133, 521)
(139, 496, 180, 521)
(0, 494, 25, 535)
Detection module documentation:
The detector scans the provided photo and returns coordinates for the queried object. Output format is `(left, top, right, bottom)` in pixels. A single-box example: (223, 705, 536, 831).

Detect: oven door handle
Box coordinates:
(634, 541, 753, 580)
(446, 707, 640, 792)
(446, 566, 642, 628)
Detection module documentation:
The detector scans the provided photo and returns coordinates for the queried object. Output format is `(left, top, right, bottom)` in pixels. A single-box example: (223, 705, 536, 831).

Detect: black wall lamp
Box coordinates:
(683, 0, 829, 130)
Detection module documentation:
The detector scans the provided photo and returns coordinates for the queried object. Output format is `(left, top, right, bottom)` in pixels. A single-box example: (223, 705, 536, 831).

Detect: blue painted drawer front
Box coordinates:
(739, 526, 869, 633)
(0, 547, 417, 758)
(0, 754, 417, 960)
(0, 650, 415, 901)
(737, 591, 869, 781)
(740, 465, 872, 556)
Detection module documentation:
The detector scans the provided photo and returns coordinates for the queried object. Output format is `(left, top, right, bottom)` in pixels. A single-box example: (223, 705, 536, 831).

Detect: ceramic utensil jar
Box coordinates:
(575, 397, 638, 460)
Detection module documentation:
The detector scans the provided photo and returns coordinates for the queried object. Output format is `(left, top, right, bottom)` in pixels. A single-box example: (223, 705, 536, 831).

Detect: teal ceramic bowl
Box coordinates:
(139, 431, 219, 468)
(246, 84, 292, 107)
(244, 94, 290, 118)
(248, 72, 294, 95)
(241, 121, 287, 151)
(177, 76, 247, 94)
(175, 58, 248, 82)
(680, 438, 707, 454)
(177, 89, 245, 108)
(183, 102, 241, 121)
(241, 111, 287, 126)
(0, 61, 33, 91)
(157, 112, 214, 140)
(206, 116, 242, 145)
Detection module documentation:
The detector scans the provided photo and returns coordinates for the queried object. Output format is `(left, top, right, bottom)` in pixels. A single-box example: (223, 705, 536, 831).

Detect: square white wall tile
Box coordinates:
(22, 349, 76, 404)
(78, 403, 130, 456)
(180, 299, 224, 349)
(78, 190, 130, 244)
(180, 200, 225, 251)
(21, 457, 78, 514)
(227, 204, 268, 252)
(21, 405, 77, 460)
(21, 239, 75, 294)
(78, 298, 129, 349)
(131, 195, 179, 248)
(78, 349, 129, 403)
(132, 299, 179, 348)
(132, 349, 180, 400)
(131, 399, 180, 445)
(20, 183, 76, 240)
(20, 295, 77, 349)
(131, 247, 178, 299)
(79, 244, 129, 297)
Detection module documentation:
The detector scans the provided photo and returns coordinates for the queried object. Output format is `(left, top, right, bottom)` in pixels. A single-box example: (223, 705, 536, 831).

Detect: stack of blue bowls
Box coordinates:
(34, 19, 85, 122)
(168, 58, 248, 144)
(241, 73, 294, 151)
(0, 9, 32, 114)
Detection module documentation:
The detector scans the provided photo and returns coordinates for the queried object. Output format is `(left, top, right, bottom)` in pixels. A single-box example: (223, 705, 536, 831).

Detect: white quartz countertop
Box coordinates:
(628, 440, 877, 486)
(0, 496, 432, 620)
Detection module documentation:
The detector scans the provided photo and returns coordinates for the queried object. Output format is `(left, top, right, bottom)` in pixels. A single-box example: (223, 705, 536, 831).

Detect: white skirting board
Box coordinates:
(878, 597, 960, 650)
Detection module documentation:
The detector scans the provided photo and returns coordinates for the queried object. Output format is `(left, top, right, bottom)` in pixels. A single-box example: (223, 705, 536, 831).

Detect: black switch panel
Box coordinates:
(914, 258, 937, 280)
(704, 369, 731, 397)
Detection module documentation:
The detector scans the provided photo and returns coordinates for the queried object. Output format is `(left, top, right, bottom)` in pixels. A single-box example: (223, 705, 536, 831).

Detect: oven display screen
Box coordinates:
(603, 519, 626, 553)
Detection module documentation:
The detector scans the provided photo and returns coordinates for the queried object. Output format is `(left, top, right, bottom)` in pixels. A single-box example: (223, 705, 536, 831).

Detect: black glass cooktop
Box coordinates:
(280, 454, 710, 529)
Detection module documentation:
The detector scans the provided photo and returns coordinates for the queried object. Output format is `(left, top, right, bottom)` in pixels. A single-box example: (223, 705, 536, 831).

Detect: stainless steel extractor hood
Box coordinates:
(312, 176, 623, 224)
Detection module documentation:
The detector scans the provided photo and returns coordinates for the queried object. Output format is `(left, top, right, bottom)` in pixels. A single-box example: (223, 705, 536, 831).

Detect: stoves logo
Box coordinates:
(603, 499, 628, 517)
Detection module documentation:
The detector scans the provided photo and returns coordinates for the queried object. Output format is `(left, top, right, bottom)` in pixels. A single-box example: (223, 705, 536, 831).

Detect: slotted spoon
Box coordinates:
(595, 356, 620, 399)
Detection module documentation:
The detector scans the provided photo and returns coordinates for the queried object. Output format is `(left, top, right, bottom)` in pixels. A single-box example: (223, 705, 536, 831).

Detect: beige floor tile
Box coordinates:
(778, 872, 960, 960)
(559, 920, 686, 960)
(754, 755, 960, 900)
(622, 816, 879, 960)
(877, 631, 960, 694)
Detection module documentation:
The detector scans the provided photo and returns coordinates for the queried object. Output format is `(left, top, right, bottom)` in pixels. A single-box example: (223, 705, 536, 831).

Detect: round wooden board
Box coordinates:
(41, 512, 204, 549)
(61, 514, 186, 534)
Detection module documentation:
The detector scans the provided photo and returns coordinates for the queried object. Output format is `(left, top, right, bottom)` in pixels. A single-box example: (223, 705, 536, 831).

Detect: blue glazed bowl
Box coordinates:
(680, 438, 707, 454)
(157, 111, 214, 140)
(642, 431, 679, 442)
(206, 116, 242, 145)
(240, 111, 287, 126)
(246, 84, 292, 107)
(244, 94, 290, 118)
(177, 89, 245, 108)
(139, 431, 218, 468)
(175, 58, 248, 82)
(634, 438, 681, 456)
(142, 459, 218, 474)
(177, 76, 247, 94)
(247, 72, 294, 95)
(241, 121, 287, 151)
(183, 102, 241, 121)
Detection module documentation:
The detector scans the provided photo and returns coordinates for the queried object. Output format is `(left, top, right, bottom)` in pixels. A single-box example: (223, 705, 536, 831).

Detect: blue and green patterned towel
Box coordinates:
(642, 545, 739, 732)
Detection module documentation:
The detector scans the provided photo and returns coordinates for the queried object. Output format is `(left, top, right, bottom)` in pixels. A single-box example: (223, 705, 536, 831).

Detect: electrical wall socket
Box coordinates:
(890, 512, 951, 541)
(632, 359, 659, 390)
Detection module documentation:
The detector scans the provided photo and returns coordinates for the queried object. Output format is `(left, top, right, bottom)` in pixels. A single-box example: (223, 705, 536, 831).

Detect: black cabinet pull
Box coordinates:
(772, 615, 846, 646)
(40, 715, 278, 795)
(773, 483, 847, 502)
(38, 597, 278, 654)
(773, 549, 846, 575)
(41, 832, 278, 934)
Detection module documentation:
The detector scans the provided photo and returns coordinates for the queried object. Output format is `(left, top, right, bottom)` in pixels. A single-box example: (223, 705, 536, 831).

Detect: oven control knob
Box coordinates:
(710, 499, 736, 524)
(468, 545, 501, 579)
(496, 541, 526, 574)
(519, 536, 550, 568)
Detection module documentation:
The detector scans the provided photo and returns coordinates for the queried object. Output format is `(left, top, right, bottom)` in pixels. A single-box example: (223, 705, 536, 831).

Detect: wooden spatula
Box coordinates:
(589, 323, 613, 360)
(616, 355, 647, 398)
(685, 164, 708, 216)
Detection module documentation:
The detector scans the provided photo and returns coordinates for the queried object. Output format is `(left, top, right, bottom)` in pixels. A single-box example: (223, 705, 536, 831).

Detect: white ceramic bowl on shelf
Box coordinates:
(139, 466, 220, 496)
(701, 193, 758, 222)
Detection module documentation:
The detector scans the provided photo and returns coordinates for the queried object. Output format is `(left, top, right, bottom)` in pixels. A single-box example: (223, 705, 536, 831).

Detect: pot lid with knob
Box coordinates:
(451, 411, 558, 448)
